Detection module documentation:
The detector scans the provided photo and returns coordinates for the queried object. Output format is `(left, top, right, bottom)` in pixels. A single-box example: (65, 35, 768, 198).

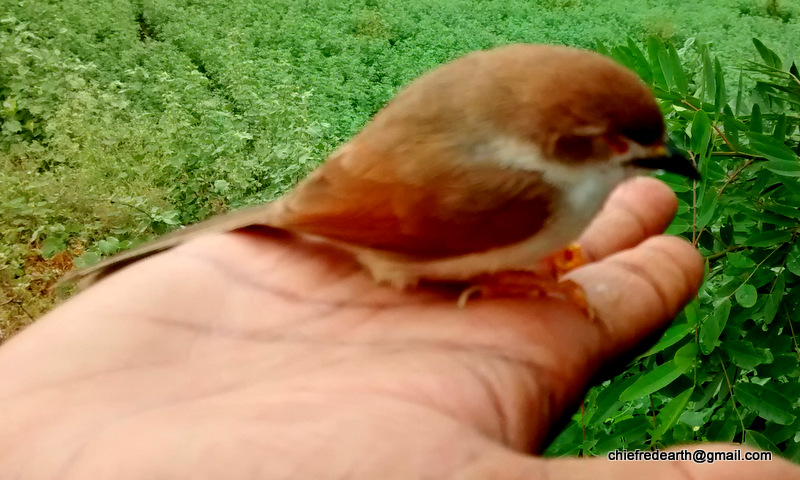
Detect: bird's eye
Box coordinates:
(606, 135, 630, 155)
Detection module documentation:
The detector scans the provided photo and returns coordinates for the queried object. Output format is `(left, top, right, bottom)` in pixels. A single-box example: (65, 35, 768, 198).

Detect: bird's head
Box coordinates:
(482, 44, 699, 181)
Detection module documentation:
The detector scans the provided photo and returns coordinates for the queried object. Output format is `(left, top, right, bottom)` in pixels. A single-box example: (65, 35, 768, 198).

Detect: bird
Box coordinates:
(61, 43, 699, 306)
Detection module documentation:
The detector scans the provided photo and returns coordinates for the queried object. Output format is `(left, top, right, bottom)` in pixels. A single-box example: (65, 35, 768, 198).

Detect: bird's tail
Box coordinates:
(58, 202, 285, 289)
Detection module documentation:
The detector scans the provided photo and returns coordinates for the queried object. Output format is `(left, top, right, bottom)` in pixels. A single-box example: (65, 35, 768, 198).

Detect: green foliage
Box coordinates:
(546, 37, 800, 461)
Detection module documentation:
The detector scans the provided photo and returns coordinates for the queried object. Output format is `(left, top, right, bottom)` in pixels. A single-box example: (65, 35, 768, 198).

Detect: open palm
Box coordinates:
(1, 177, 796, 479)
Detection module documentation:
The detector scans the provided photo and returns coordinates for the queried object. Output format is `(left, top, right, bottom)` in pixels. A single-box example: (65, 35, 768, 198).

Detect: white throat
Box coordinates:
(476, 134, 640, 222)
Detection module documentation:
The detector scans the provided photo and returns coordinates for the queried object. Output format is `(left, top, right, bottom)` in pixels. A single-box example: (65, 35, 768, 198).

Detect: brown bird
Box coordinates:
(63, 44, 698, 303)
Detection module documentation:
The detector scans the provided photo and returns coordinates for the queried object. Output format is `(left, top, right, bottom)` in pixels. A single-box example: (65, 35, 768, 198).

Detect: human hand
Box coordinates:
(0, 177, 796, 479)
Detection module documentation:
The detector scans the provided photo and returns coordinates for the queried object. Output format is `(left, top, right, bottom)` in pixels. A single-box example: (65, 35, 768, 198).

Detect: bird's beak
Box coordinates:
(629, 144, 700, 180)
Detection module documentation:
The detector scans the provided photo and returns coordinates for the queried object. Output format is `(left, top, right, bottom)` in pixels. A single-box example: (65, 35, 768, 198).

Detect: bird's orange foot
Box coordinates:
(541, 242, 588, 277)
(457, 270, 595, 319)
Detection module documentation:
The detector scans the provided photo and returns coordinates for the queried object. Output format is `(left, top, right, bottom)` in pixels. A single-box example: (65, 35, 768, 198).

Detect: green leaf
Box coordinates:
(702, 47, 716, 103)
(610, 46, 636, 72)
(679, 410, 707, 428)
(735, 70, 745, 115)
(213, 179, 230, 193)
(699, 299, 731, 355)
(734, 383, 761, 409)
(722, 339, 774, 369)
(787, 244, 800, 276)
(746, 430, 781, 454)
(772, 114, 786, 142)
(657, 173, 692, 192)
(674, 342, 699, 368)
(157, 210, 182, 226)
(694, 373, 724, 409)
(41, 237, 66, 259)
(683, 300, 699, 325)
(750, 103, 762, 133)
(613, 417, 649, 444)
(543, 421, 583, 456)
(695, 192, 717, 229)
(720, 218, 734, 245)
(714, 57, 725, 114)
(745, 131, 799, 162)
(735, 383, 796, 425)
(728, 251, 756, 268)
(73, 252, 101, 268)
(765, 204, 800, 220)
(734, 284, 758, 308)
(625, 38, 652, 83)
(585, 375, 637, 424)
(750, 210, 798, 227)
(651, 388, 693, 445)
(3, 118, 22, 133)
(722, 111, 740, 149)
(759, 353, 799, 378)
(752, 38, 782, 70)
(646, 36, 667, 90)
(620, 361, 688, 401)
(595, 41, 610, 57)
(764, 160, 800, 177)
(760, 273, 785, 324)
(639, 322, 694, 359)
(708, 415, 739, 443)
(690, 109, 712, 157)
(743, 230, 792, 247)
(97, 236, 120, 255)
(667, 44, 688, 95)
(665, 215, 691, 235)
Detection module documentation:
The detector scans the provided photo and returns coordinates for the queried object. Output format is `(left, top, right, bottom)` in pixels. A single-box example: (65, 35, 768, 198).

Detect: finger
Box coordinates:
(470, 444, 800, 480)
(579, 177, 679, 262)
(566, 235, 704, 354)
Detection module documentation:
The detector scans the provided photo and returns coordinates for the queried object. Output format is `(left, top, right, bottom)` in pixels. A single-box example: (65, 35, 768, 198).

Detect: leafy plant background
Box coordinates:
(546, 36, 800, 460)
(1, 0, 799, 461)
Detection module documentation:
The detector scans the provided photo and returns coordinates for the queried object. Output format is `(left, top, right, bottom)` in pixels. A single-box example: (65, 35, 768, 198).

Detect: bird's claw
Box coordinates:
(457, 270, 595, 319)
(544, 242, 588, 277)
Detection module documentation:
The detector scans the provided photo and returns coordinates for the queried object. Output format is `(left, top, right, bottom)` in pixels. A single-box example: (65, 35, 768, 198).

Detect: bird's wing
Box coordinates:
(269, 143, 557, 259)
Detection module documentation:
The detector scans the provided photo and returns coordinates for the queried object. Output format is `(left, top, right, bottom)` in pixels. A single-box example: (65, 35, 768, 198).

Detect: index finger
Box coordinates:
(579, 177, 680, 262)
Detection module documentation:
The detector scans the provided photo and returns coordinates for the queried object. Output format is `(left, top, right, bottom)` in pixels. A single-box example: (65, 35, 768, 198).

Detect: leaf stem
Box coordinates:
(718, 353, 747, 441)
(710, 151, 759, 158)
(690, 151, 700, 247)
(109, 199, 157, 223)
(706, 245, 749, 262)
(717, 159, 755, 198)
(786, 310, 800, 360)
(680, 100, 735, 149)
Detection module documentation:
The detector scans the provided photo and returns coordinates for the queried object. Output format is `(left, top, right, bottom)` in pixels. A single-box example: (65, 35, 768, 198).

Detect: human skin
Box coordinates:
(0, 177, 797, 479)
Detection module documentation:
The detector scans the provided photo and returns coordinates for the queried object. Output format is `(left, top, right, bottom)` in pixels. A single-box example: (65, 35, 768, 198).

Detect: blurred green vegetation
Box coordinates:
(545, 36, 800, 460)
(1, 0, 799, 461)
(3, 0, 799, 332)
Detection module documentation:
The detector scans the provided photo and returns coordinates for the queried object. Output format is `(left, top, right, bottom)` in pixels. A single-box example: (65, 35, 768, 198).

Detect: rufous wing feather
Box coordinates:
(269, 143, 557, 259)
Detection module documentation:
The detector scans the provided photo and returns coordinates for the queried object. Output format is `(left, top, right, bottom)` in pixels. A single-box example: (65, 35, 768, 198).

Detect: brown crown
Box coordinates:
(362, 43, 665, 164)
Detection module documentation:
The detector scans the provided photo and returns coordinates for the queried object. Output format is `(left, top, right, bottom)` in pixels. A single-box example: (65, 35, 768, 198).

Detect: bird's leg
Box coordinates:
(457, 243, 594, 318)
(458, 270, 593, 317)
(541, 242, 588, 277)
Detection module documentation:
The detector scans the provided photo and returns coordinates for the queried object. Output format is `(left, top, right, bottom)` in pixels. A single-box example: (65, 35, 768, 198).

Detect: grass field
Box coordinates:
(2, 0, 799, 331)
(2, 0, 799, 460)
